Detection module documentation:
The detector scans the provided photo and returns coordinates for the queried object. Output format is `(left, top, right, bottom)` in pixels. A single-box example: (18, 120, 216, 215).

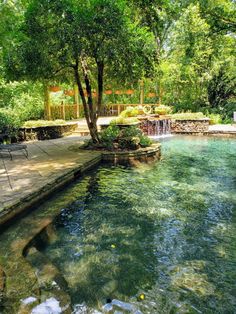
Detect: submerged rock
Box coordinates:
(21, 297, 37, 305)
(112, 299, 136, 312)
(31, 297, 62, 314)
(111, 299, 143, 314)
(21, 296, 37, 305)
(103, 302, 113, 312)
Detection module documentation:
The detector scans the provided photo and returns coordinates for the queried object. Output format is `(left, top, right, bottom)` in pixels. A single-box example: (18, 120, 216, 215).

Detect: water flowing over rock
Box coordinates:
(140, 118, 171, 137)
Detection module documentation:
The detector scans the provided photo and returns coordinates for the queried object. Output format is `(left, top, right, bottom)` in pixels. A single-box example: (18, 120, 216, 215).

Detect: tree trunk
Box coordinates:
(97, 60, 104, 115)
(43, 82, 51, 120)
(73, 61, 100, 143)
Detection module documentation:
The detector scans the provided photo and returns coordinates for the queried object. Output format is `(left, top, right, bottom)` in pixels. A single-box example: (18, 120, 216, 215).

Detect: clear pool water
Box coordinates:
(41, 136, 236, 313)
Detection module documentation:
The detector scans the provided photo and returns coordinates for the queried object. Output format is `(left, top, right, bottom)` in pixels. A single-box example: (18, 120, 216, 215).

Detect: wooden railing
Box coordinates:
(50, 103, 160, 120)
(51, 104, 80, 120)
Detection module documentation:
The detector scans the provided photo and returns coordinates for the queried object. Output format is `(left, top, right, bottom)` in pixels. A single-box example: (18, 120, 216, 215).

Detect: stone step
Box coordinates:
(72, 131, 90, 136)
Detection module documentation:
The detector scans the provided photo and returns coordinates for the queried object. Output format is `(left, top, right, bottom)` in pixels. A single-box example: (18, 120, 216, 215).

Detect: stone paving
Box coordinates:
(209, 124, 236, 133)
(0, 135, 101, 213)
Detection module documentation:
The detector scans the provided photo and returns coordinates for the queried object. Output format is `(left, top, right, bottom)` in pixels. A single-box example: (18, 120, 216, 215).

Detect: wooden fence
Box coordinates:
(50, 103, 160, 120)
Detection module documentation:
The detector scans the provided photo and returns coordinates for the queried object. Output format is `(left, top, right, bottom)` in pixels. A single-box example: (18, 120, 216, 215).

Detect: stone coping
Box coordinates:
(102, 143, 160, 157)
(102, 143, 161, 164)
(171, 118, 210, 121)
(0, 154, 102, 229)
(164, 132, 236, 138)
(18, 123, 78, 141)
(21, 122, 78, 129)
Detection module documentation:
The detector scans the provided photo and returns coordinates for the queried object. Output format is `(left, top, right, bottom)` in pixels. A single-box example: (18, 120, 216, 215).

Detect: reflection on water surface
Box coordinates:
(35, 136, 236, 313)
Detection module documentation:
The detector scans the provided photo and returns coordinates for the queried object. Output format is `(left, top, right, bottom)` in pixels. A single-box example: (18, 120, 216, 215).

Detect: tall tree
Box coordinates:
(5, 0, 155, 143)
(160, 4, 213, 108)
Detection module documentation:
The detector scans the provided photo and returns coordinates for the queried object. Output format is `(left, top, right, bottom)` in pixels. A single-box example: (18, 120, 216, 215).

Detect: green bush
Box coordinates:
(155, 105, 172, 115)
(119, 125, 142, 138)
(120, 106, 139, 118)
(99, 125, 152, 150)
(220, 101, 236, 123)
(100, 125, 120, 149)
(0, 80, 44, 121)
(208, 113, 222, 125)
(0, 109, 22, 141)
(140, 135, 153, 147)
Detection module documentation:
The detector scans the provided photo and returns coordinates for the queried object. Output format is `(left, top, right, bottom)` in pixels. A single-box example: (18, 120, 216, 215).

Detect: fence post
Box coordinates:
(62, 102, 66, 120)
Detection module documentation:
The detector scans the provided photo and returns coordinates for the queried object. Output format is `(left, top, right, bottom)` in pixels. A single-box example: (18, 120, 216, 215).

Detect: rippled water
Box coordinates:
(41, 136, 236, 313)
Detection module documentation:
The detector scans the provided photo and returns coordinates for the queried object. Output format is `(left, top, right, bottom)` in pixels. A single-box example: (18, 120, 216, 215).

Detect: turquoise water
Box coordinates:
(41, 136, 236, 313)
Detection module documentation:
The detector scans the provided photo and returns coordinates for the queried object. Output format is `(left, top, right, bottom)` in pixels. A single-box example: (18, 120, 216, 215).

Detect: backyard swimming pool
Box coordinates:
(1, 136, 235, 313)
(36, 136, 236, 313)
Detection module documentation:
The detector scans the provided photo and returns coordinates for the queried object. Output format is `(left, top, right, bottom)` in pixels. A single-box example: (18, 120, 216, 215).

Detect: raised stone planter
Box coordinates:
(171, 119, 210, 133)
(102, 143, 161, 165)
(18, 123, 77, 141)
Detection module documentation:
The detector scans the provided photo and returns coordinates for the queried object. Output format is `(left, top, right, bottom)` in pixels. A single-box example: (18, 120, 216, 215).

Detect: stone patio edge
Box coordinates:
(0, 153, 102, 229)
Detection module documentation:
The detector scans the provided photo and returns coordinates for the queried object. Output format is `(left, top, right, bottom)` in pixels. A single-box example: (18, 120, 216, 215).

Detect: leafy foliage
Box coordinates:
(208, 113, 222, 125)
(155, 105, 172, 115)
(0, 80, 44, 121)
(120, 106, 140, 118)
(0, 108, 22, 139)
(0, 0, 235, 126)
(100, 125, 120, 149)
(99, 125, 152, 150)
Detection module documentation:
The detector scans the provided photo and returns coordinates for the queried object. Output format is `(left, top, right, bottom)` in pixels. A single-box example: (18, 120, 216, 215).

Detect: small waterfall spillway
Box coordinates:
(140, 118, 172, 137)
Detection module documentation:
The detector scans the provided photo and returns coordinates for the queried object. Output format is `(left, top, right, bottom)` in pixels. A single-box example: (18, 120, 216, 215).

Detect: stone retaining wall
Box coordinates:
(18, 123, 77, 141)
(102, 143, 161, 165)
(171, 119, 210, 133)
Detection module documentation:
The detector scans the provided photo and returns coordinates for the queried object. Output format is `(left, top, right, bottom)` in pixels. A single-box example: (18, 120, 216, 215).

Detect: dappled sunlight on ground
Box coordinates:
(0, 136, 100, 210)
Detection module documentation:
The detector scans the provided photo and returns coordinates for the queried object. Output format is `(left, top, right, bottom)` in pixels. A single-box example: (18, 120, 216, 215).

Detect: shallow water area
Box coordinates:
(1, 136, 236, 313)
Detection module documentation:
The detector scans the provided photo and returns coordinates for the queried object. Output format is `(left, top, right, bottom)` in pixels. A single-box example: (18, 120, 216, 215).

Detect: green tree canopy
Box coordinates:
(5, 0, 155, 142)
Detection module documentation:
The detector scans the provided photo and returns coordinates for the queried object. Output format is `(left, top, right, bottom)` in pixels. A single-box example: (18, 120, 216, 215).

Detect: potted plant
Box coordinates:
(126, 89, 134, 95)
(49, 86, 61, 92)
(64, 89, 74, 96)
(104, 90, 113, 95)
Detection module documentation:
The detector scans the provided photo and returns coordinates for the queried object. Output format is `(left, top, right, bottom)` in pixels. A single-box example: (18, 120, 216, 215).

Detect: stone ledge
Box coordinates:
(102, 143, 161, 164)
(0, 154, 102, 229)
(18, 123, 78, 141)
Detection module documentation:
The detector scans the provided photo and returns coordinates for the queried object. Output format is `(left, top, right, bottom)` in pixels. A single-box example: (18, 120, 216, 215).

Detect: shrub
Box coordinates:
(220, 101, 236, 123)
(208, 113, 222, 125)
(140, 135, 153, 147)
(120, 106, 139, 118)
(155, 105, 172, 115)
(0, 80, 44, 121)
(100, 125, 120, 149)
(119, 125, 142, 138)
(0, 109, 22, 141)
(99, 125, 152, 150)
